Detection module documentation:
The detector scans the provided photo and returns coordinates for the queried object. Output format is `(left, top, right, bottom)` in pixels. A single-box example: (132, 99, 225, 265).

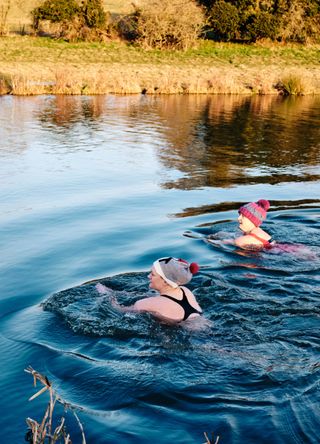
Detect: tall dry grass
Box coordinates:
(2, 64, 320, 95)
(276, 74, 307, 95)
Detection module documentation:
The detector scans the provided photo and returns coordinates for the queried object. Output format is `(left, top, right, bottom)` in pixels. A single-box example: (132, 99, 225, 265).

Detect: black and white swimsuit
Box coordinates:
(161, 288, 202, 321)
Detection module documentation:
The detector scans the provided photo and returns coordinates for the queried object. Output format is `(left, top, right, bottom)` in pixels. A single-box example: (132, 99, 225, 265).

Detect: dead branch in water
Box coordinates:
(203, 431, 220, 444)
(24, 366, 86, 444)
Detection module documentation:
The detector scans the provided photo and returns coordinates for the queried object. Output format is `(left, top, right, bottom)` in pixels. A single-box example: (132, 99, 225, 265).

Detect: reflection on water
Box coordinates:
(0, 94, 320, 444)
(156, 95, 320, 189)
(2, 94, 319, 189)
(33, 94, 320, 189)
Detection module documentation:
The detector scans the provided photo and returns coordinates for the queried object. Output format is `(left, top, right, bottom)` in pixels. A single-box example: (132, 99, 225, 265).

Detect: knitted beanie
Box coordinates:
(238, 199, 270, 227)
(153, 257, 199, 288)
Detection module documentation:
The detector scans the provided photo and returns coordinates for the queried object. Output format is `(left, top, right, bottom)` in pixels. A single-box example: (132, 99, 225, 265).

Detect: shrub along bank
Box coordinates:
(2, 0, 318, 46)
(27, 0, 320, 46)
(200, 0, 320, 44)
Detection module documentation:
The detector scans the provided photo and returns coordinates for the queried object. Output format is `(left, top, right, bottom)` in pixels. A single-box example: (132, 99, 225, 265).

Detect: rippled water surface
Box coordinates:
(0, 94, 320, 444)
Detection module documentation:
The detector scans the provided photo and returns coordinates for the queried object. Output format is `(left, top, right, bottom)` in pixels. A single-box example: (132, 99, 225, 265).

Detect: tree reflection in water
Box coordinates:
(36, 94, 320, 189)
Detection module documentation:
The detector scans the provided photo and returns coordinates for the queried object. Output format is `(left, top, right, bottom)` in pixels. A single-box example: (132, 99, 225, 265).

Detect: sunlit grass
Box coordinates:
(0, 36, 319, 95)
(1, 36, 320, 66)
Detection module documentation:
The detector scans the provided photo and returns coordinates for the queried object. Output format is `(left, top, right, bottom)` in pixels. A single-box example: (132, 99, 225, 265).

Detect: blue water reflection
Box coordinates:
(0, 94, 319, 444)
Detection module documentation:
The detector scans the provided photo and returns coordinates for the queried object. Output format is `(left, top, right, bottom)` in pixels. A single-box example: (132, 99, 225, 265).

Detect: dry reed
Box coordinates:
(276, 73, 308, 95)
(25, 366, 86, 444)
(203, 431, 220, 444)
(2, 65, 319, 95)
(1, 45, 320, 96)
(24, 366, 220, 443)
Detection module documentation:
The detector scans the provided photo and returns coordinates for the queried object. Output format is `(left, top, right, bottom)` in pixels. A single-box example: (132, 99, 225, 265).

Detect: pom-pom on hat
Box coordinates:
(238, 199, 270, 227)
(153, 257, 199, 288)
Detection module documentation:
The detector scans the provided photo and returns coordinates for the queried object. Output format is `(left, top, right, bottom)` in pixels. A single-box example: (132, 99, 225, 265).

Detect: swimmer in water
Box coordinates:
(235, 199, 273, 250)
(96, 257, 202, 323)
(206, 199, 273, 250)
(206, 199, 316, 257)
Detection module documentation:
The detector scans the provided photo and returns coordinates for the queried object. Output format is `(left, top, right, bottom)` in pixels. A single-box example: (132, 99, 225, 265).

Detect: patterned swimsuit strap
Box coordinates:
(248, 232, 271, 247)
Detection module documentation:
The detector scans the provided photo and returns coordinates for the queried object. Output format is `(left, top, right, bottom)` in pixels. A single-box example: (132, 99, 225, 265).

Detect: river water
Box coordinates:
(0, 94, 319, 444)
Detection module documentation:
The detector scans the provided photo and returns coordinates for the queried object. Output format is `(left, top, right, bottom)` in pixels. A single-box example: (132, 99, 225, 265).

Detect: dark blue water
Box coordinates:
(0, 94, 319, 444)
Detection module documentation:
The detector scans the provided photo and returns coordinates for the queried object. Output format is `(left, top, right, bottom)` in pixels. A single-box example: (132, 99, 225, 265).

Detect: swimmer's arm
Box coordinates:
(96, 284, 163, 315)
(221, 239, 236, 245)
(110, 296, 136, 312)
(207, 236, 235, 246)
(234, 236, 247, 248)
(132, 297, 160, 312)
(112, 297, 183, 324)
(234, 235, 264, 249)
(110, 296, 159, 314)
(95, 283, 138, 312)
(207, 231, 236, 244)
(210, 230, 232, 239)
(132, 299, 178, 324)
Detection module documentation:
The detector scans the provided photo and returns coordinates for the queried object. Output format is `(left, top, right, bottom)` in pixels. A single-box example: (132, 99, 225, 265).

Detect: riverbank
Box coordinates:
(1, 35, 320, 95)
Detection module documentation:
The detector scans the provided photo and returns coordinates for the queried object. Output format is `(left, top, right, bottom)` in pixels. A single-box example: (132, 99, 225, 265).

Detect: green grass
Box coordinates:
(1, 36, 319, 68)
(186, 41, 320, 65)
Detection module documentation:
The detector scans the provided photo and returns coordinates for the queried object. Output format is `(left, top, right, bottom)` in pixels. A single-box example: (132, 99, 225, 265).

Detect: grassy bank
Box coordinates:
(1, 35, 320, 95)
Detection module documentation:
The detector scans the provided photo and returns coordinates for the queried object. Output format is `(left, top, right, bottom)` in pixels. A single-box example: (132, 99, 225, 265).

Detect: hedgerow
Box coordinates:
(199, 0, 320, 42)
(31, 0, 320, 44)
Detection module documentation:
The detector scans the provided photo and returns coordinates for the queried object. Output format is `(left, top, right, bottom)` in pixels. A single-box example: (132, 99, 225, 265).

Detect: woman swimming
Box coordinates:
(96, 257, 202, 322)
(235, 199, 273, 250)
(205, 199, 316, 258)
(206, 199, 273, 250)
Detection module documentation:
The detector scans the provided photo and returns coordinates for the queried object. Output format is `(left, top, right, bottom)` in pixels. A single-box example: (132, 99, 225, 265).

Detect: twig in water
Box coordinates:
(24, 366, 86, 444)
(203, 431, 220, 444)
